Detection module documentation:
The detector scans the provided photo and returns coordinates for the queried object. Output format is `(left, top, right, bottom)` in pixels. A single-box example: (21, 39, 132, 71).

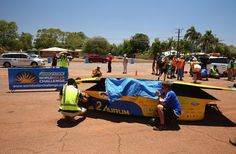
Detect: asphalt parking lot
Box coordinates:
(0, 61, 236, 153)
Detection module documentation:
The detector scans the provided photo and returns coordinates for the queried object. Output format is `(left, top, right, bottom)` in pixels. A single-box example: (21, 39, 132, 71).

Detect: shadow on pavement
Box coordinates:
(179, 104, 236, 127)
(57, 117, 86, 128)
(7, 89, 58, 93)
(85, 104, 236, 128)
(85, 110, 181, 131)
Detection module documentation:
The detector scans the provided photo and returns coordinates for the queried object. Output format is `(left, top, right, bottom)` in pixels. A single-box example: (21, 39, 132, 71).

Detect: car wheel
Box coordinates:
(3, 62, 11, 68)
(89, 59, 93, 63)
(31, 62, 38, 67)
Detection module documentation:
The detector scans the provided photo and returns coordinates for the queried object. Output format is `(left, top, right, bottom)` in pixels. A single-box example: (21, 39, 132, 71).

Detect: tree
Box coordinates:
(0, 20, 19, 51)
(19, 32, 33, 50)
(201, 30, 216, 53)
(166, 37, 176, 51)
(64, 32, 87, 50)
(150, 38, 162, 56)
(130, 33, 150, 54)
(179, 39, 192, 54)
(184, 26, 201, 52)
(115, 40, 133, 56)
(109, 44, 119, 56)
(34, 28, 64, 49)
(83, 37, 110, 55)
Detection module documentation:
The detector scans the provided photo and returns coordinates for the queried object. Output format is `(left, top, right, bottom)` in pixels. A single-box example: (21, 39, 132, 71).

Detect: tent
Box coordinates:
(39, 47, 68, 57)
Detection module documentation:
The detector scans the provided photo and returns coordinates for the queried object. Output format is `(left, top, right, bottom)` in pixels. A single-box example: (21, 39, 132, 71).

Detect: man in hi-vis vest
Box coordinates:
(59, 78, 89, 121)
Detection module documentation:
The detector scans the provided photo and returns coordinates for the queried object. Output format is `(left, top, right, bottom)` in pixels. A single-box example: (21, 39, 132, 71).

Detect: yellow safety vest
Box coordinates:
(210, 67, 219, 76)
(59, 85, 80, 111)
(60, 56, 68, 68)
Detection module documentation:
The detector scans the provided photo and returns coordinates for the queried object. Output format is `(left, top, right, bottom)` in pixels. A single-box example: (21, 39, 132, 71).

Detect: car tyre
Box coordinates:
(31, 62, 38, 68)
(3, 62, 11, 68)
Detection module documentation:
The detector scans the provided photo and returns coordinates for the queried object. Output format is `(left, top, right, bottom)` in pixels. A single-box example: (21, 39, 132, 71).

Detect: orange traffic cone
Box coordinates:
(135, 70, 138, 76)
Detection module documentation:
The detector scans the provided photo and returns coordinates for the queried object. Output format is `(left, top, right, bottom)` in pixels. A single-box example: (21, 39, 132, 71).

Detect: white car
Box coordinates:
(0, 52, 45, 68)
(206, 57, 229, 76)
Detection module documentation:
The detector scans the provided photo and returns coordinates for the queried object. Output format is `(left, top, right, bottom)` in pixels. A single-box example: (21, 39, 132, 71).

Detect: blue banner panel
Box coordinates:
(8, 68, 68, 90)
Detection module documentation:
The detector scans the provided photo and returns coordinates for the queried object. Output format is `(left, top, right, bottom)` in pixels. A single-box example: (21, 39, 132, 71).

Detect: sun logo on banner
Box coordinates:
(15, 72, 37, 84)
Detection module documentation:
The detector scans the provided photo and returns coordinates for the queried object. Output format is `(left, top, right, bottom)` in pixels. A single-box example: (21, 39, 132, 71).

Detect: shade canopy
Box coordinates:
(40, 47, 68, 52)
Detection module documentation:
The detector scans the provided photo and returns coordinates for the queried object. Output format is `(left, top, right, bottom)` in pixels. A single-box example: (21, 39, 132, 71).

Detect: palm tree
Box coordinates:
(201, 30, 216, 53)
(184, 26, 201, 52)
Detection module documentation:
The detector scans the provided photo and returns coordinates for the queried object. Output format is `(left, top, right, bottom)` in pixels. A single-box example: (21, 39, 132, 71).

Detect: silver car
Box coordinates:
(0, 52, 45, 68)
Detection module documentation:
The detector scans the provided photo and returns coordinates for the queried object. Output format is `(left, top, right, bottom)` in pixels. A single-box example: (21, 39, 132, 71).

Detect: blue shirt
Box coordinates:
(163, 90, 182, 117)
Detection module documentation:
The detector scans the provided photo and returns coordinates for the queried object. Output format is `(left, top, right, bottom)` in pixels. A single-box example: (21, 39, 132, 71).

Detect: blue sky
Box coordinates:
(1, 0, 236, 45)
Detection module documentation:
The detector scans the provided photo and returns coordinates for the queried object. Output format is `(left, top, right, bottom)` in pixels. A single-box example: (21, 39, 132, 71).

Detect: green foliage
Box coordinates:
(130, 33, 150, 53)
(19, 32, 33, 50)
(34, 28, 64, 49)
(201, 30, 217, 53)
(83, 37, 110, 55)
(0, 20, 19, 51)
(109, 44, 119, 56)
(184, 26, 202, 52)
(150, 38, 162, 56)
(64, 32, 87, 50)
(1, 20, 236, 58)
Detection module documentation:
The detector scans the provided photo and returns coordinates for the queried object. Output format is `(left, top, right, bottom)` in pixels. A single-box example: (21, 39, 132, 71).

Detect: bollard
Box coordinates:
(48, 57, 51, 63)
(130, 58, 135, 64)
(85, 57, 89, 63)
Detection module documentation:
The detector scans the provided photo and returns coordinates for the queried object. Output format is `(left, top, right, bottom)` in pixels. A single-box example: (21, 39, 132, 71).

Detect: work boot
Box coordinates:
(229, 137, 236, 146)
(153, 124, 167, 131)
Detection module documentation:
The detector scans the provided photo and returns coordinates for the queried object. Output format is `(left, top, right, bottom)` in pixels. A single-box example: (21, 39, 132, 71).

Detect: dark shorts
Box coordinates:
(163, 107, 178, 121)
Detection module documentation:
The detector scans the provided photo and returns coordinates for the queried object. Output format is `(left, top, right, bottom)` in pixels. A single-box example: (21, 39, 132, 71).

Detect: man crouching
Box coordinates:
(58, 78, 89, 121)
(154, 81, 182, 130)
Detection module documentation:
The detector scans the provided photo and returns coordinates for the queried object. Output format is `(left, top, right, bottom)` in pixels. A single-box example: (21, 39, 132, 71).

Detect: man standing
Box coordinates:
(123, 54, 128, 74)
(176, 57, 185, 81)
(190, 57, 201, 83)
(154, 81, 182, 130)
(51, 52, 58, 68)
(107, 53, 113, 73)
(59, 53, 69, 69)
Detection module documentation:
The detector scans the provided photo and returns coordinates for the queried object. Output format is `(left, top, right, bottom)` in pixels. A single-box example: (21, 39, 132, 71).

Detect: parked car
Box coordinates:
(67, 54, 74, 61)
(206, 56, 229, 76)
(29, 54, 40, 58)
(87, 54, 108, 63)
(0, 52, 45, 68)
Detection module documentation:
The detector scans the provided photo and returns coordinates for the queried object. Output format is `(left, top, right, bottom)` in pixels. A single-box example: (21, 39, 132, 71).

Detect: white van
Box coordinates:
(206, 57, 229, 76)
(0, 52, 45, 68)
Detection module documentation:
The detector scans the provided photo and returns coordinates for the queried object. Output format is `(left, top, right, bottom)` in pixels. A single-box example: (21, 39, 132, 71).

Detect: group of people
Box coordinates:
(190, 56, 221, 83)
(152, 54, 185, 81)
(152, 54, 234, 84)
(91, 53, 129, 77)
(52, 52, 129, 76)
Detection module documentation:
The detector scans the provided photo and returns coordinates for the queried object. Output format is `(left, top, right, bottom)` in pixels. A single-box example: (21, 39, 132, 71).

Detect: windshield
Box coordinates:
(30, 54, 40, 58)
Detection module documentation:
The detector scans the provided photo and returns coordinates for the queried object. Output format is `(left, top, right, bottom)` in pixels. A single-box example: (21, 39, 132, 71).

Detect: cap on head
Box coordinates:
(67, 78, 76, 85)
